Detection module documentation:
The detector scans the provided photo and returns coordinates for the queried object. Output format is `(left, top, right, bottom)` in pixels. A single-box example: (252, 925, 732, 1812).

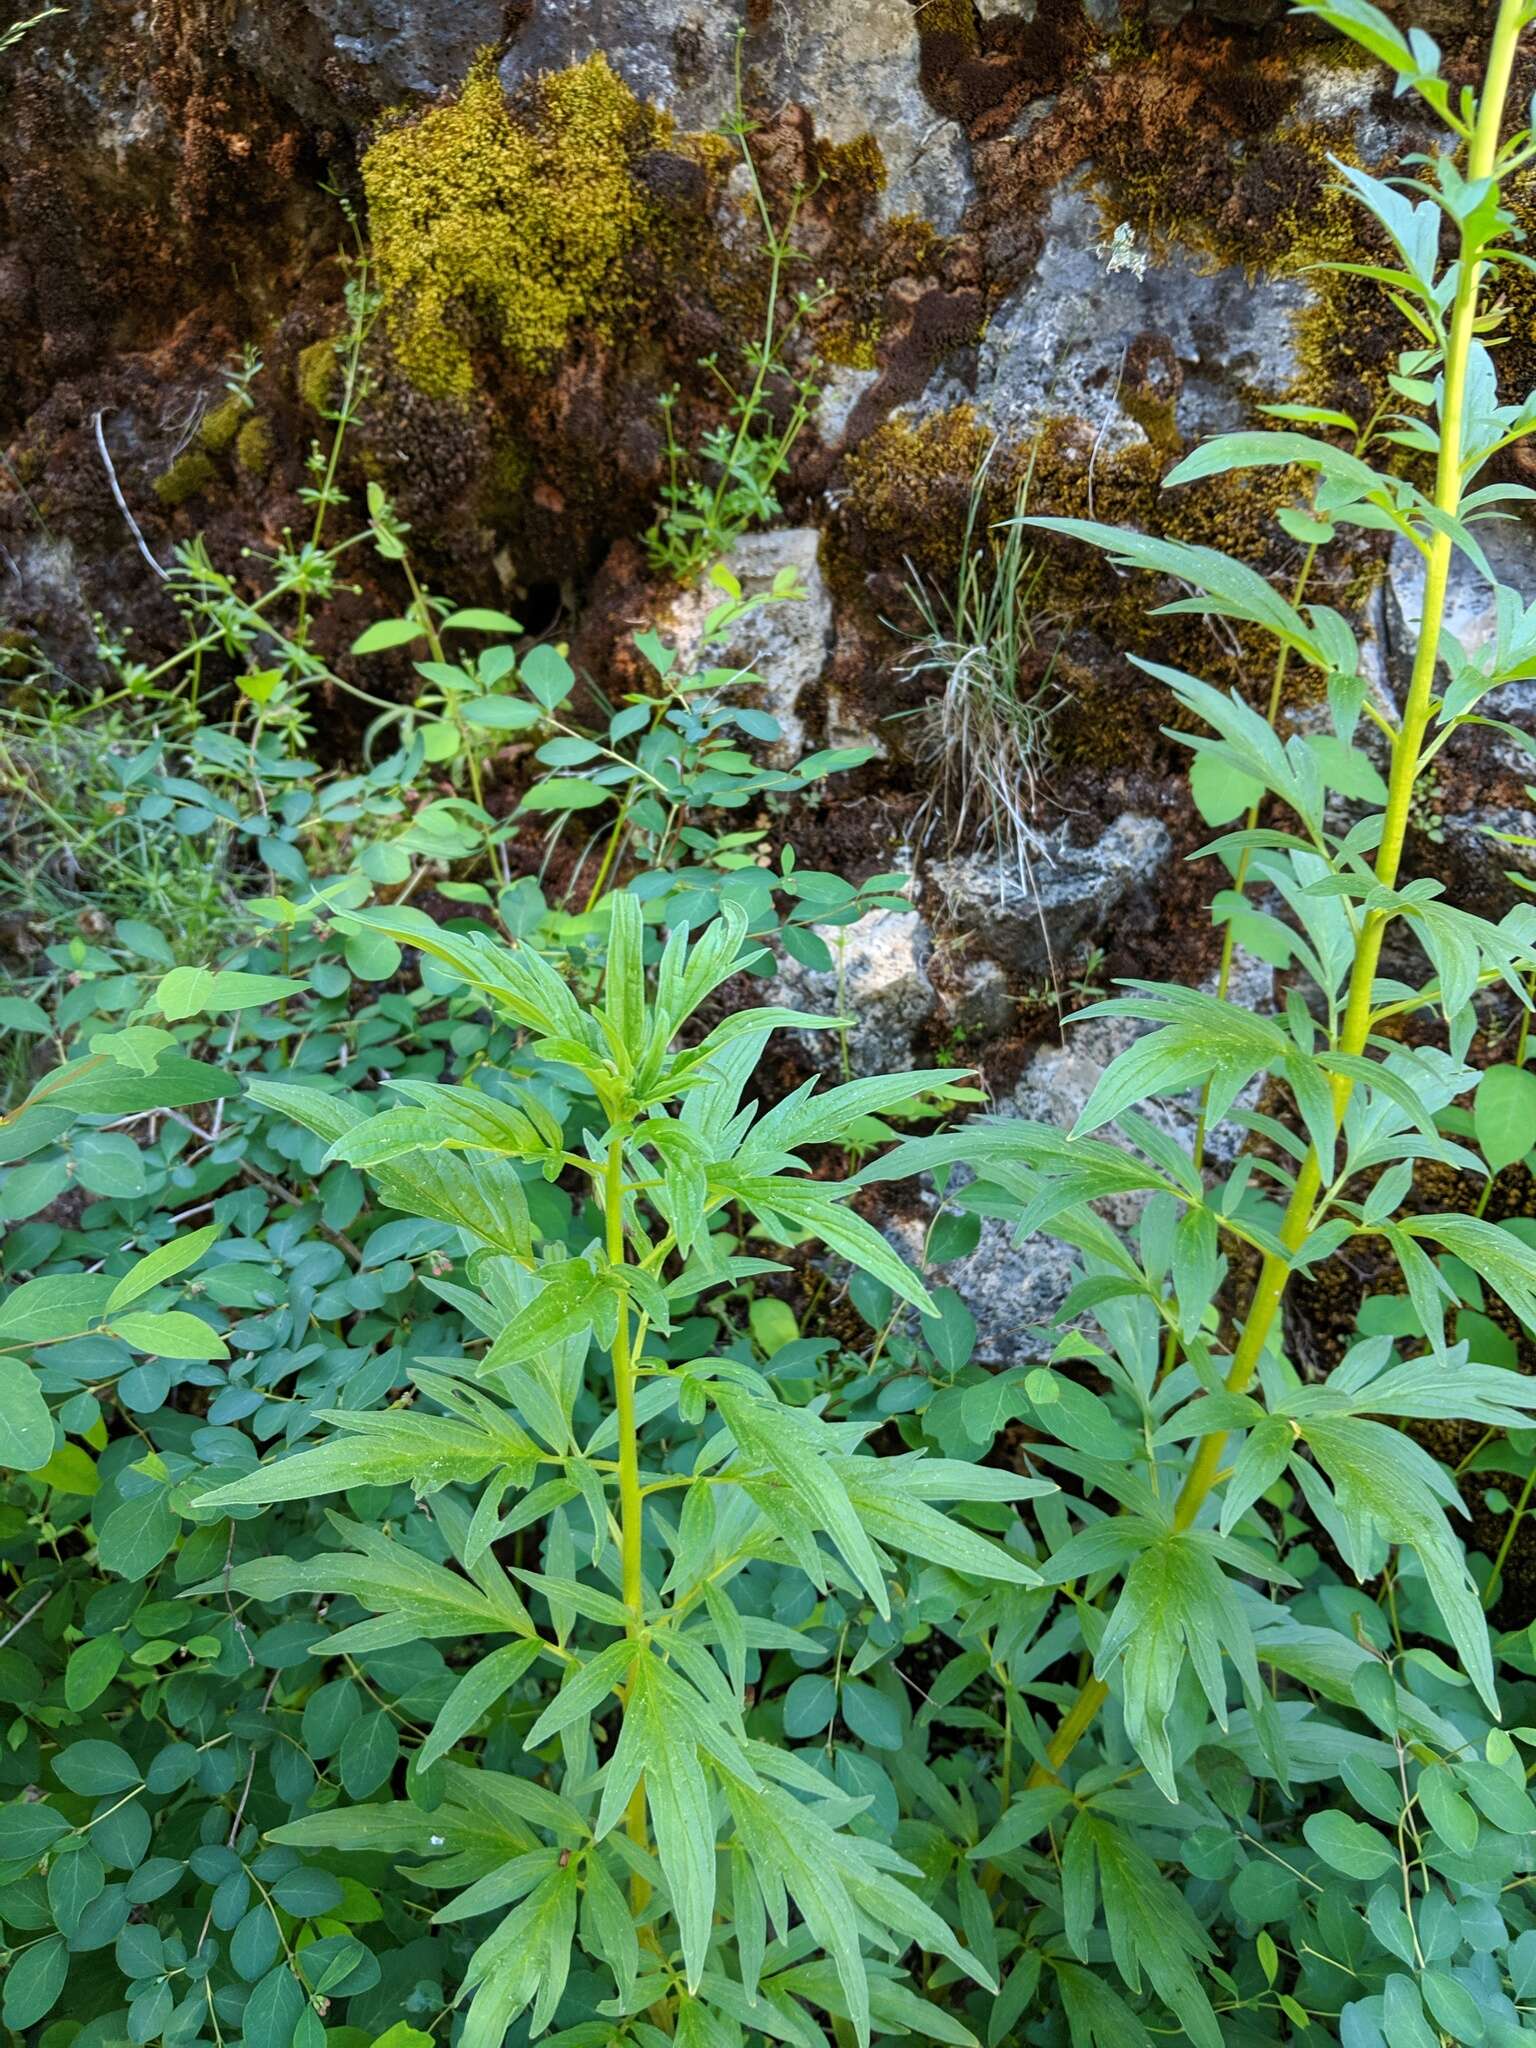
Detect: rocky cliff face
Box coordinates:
(6, 1, 1489, 654)
(5, 0, 1533, 1360)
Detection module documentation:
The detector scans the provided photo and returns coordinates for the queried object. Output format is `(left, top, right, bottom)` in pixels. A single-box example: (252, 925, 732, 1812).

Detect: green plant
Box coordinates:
(222, 344, 265, 414)
(896, 444, 1063, 894)
(644, 46, 825, 585)
(0, 5, 64, 53)
(351, 554, 894, 961)
(15, 10, 1536, 2048)
(93, 218, 385, 733)
(0, 508, 1016, 2048)
(1017, 944, 1108, 1016)
(174, 893, 1040, 2045)
(841, 2, 1536, 2036)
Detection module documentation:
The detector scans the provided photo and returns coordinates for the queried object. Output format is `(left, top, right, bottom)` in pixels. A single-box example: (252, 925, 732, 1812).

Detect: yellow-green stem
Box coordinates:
(584, 805, 630, 914)
(605, 1137, 653, 1902)
(1031, 2, 1525, 1785)
(1483, 1460, 1536, 1610)
(606, 1138, 646, 1626)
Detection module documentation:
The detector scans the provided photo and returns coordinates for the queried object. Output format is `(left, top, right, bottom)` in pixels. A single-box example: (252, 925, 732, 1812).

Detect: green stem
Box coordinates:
(1483, 1459, 1536, 1609)
(1031, 0, 1526, 1786)
(605, 1139, 645, 1627)
(583, 804, 630, 913)
(401, 557, 484, 808)
(604, 1137, 652, 1905)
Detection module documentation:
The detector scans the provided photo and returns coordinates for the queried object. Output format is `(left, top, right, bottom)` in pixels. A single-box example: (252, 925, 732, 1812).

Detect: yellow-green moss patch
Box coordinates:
(296, 338, 340, 417)
(153, 449, 218, 507)
(361, 53, 669, 401)
(198, 395, 246, 455)
(813, 133, 887, 200)
(235, 415, 275, 475)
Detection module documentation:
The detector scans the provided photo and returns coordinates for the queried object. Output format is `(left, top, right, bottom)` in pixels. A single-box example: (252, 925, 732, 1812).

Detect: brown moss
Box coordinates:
(808, 210, 954, 392)
(1086, 58, 1307, 262)
(917, 0, 981, 52)
(920, 0, 1095, 137)
(1041, 651, 1158, 773)
(840, 405, 999, 587)
(1067, 24, 1406, 432)
(841, 405, 1342, 769)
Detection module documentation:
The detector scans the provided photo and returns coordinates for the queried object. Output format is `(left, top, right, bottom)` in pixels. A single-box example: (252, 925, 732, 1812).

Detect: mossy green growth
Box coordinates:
(153, 449, 218, 508)
(235, 415, 275, 475)
(841, 406, 999, 584)
(482, 434, 534, 523)
(813, 133, 887, 200)
(915, 0, 980, 52)
(820, 325, 880, 371)
(199, 395, 246, 455)
(361, 53, 668, 401)
(296, 338, 340, 417)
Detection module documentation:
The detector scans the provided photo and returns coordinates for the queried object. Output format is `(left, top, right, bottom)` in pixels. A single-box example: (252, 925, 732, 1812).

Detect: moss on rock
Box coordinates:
(235, 414, 275, 475)
(198, 394, 246, 454)
(153, 448, 218, 507)
(361, 53, 670, 401)
(812, 132, 887, 201)
(841, 406, 1000, 585)
(296, 337, 340, 416)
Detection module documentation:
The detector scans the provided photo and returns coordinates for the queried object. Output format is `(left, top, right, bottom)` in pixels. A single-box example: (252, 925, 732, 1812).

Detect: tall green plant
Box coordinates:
(191, 895, 1045, 2044)
(850, 0, 1536, 2033)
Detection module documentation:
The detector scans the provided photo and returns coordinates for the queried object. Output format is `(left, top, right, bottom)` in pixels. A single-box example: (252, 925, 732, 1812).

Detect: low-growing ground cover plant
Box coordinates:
(7, 4, 1536, 2047)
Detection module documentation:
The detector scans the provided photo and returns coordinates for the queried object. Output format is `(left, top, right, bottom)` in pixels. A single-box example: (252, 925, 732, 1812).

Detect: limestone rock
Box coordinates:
(650, 529, 831, 767)
(769, 1, 972, 235)
(817, 366, 881, 447)
(1010, 949, 1273, 1173)
(929, 812, 1172, 981)
(943, 951, 1015, 1042)
(234, 0, 509, 118)
(919, 949, 1274, 1360)
(503, 0, 973, 235)
(1387, 521, 1536, 742)
(500, 0, 742, 130)
(951, 185, 1306, 451)
(887, 1209, 1074, 1367)
(772, 905, 937, 1077)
